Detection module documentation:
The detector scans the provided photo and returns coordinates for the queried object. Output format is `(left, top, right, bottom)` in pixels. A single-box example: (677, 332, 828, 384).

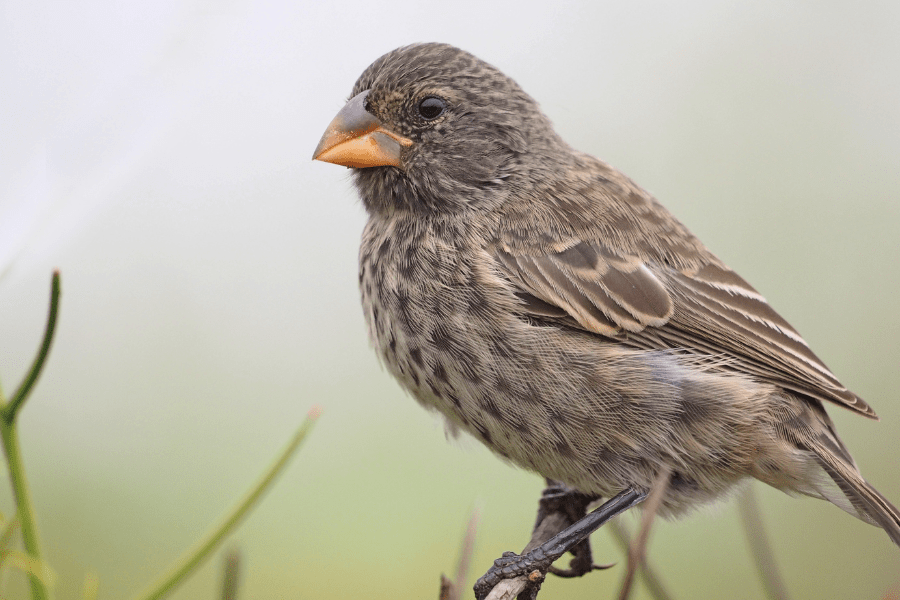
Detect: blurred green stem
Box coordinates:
(1, 419, 50, 600)
(132, 407, 321, 600)
(4, 271, 60, 421)
(0, 272, 60, 600)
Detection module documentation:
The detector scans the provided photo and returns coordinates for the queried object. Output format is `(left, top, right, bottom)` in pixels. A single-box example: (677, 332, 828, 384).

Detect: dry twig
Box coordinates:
(221, 548, 241, 600)
(617, 466, 671, 600)
(441, 508, 481, 600)
(738, 487, 790, 600)
(478, 486, 646, 600)
(608, 520, 675, 600)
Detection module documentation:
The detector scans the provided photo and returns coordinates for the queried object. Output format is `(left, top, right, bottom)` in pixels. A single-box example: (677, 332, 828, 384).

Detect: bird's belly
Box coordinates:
(358, 232, 761, 513)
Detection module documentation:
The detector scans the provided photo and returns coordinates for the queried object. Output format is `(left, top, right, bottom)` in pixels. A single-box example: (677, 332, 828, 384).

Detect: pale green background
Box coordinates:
(1, 1, 899, 599)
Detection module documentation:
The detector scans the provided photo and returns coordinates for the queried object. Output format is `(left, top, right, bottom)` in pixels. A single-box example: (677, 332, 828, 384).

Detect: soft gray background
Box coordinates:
(2, 1, 899, 598)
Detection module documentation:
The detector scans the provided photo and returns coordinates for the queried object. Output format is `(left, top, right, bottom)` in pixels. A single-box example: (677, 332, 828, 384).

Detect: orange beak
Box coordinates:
(312, 90, 413, 168)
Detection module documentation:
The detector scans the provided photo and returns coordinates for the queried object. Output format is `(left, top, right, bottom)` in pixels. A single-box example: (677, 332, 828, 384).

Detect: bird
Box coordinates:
(312, 42, 900, 579)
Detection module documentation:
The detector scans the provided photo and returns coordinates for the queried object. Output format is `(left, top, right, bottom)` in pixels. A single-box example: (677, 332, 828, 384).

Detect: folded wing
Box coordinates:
(494, 240, 875, 418)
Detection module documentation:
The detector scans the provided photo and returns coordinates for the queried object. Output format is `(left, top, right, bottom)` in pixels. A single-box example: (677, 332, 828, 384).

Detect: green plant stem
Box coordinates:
(132, 407, 321, 600)
(1, 418, 50, 600)
(4, 271, 61, 422)
(0, 272, 60, 600)
(0, 513, 22, 553)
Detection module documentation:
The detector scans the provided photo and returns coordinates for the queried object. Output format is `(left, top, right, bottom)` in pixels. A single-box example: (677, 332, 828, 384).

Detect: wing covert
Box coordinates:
(493, 239, 876, 419)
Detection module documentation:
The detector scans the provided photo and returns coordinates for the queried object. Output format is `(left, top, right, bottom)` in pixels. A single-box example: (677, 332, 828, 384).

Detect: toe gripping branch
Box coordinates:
(474, 486, 648, 600)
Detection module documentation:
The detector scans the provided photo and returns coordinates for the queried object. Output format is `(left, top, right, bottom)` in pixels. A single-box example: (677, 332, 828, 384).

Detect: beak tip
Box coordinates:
(312, 90, 411, 169)
(311, 136, 329, 161)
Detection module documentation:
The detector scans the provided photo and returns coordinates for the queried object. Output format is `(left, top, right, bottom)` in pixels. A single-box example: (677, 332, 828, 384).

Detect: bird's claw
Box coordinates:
(473, 549, 556, 600)
(548, 561, 616, 578)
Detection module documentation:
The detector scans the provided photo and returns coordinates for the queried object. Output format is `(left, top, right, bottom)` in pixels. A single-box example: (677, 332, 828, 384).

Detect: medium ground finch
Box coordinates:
(313, 42, 899, 584)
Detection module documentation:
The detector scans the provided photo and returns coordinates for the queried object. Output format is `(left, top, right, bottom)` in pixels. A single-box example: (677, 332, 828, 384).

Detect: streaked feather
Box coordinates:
(495, 236, 876, 419)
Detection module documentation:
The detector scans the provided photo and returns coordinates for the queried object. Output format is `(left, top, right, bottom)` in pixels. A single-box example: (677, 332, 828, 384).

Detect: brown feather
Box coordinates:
(332, 43, 896, 554)
(494, 235, 876, 419)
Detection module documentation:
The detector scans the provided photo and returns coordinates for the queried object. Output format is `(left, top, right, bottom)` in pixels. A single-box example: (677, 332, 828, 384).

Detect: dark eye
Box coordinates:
(417, 97, 445, 120)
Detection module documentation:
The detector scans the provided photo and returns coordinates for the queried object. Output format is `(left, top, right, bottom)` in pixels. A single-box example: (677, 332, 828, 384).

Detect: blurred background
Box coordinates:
(2, 1, 899, 598)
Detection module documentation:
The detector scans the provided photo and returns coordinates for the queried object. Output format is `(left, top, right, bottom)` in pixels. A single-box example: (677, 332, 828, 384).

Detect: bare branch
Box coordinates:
(444, 508, 481, 600)
(221, 548, 241, 600)
(608, 520, 676, 600)
(479, 487, 646, 600)
(483, 495, 574, 600)
(617, 466, 671, 600)
(738, 486, 791, 600)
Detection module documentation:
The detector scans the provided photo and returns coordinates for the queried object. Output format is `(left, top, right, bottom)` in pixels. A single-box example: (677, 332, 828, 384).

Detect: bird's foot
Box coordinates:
(473, 488, 647, 600)
(472, 543, 614, 600)
(473, 549, 556, 600)
(535, 481, 596, 527)
(535, 482, 611, 578)
(547, 555, 616, 578)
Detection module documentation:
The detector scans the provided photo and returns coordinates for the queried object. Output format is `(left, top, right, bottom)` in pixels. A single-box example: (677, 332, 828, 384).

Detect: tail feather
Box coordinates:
(813, 442, 900, 548)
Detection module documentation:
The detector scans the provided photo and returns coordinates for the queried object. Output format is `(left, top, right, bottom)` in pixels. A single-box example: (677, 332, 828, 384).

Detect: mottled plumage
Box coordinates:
(315, 43, 900, 547)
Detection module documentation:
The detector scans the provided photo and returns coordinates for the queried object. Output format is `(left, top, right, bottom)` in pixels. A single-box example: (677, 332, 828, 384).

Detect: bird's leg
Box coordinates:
(474, 487, 648, 600)
(532, 480, 610, 578)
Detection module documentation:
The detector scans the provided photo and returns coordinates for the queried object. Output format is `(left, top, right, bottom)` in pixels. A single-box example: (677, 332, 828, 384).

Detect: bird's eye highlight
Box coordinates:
(417, 97, 445, 120)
